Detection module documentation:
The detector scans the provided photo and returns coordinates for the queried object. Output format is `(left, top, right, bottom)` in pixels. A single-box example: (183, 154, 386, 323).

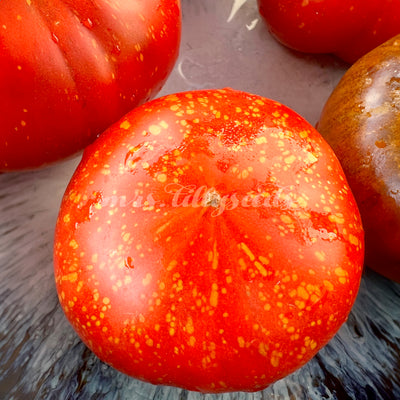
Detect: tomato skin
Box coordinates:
(0, 0, 181, 171)
(257, 0, 400, 64)
(54, 88, 364, 393)
(318, 35, 400, 283)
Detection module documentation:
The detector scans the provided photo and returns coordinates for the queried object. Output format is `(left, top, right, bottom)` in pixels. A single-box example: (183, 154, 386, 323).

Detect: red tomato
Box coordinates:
(257, 0, 400, 64)
(54, 89, 364, 393)
(0, 0, 181, 171)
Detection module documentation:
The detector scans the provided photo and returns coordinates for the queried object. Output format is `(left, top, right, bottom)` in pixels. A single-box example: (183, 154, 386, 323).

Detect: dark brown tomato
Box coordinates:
(318, 35, 400, 282)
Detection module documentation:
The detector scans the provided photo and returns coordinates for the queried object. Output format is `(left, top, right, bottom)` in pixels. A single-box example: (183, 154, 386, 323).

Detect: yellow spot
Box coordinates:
(62, 272, 78, 283)
(167, 260, 177, 271)
(284, 155, 296, 164)
(295, 300, 305, 309)
(142, 273, 152, 286)
(349, 234, 359, 246)
(157, 173, 167, 183)
(103, 297, 110, 305)
(240, 242, 255, 261)
(271, 350, 283, 367)
(69, 239, 79, 249)
(299, 130, 309, 138)
(323, 280, 334, 291)
(297, 286, 309, 300)
(149, 125, 162, 135)
(241, 169, 249, 179)
(237, 336, 245, 348)
(255, 136, 267, 145)
(254, 261, 268, 277)
(210, 283, 219, 307)
(315, 251, 326, 262)
(328, 213, 345, 224)
(189, 336, 196, 346)
(120, 120, 131, 130)
(259, 256, 269, 265)
(280, 214, 293, 224)
(146, 338, 154, 347)
(63, 214, 71, 223)
(212, 241, 219, 270)
(258, 342, 268, 357)
(185, 317, 194, 334)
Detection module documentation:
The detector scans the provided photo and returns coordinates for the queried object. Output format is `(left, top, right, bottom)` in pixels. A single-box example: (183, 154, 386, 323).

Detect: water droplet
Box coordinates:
(51, 33, 59, 44)
(83, 18, 93, 29)
(112, 44, 121, 56)
(125, 257, 135, 269)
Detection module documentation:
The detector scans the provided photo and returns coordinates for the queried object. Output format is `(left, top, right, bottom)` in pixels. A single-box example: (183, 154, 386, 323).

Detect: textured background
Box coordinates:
(1, 0, 399, 399)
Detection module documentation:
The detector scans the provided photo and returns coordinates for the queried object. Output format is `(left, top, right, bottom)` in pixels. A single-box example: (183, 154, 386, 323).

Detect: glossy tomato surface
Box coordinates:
(54, 89, 364, 393)
(257, 0, 400, 64)
(318, 35, 400, 283)
(0, 0, 181, 171)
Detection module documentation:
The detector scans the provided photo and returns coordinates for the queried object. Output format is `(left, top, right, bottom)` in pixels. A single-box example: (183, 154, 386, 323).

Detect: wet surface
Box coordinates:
(1, 0, 399, 399)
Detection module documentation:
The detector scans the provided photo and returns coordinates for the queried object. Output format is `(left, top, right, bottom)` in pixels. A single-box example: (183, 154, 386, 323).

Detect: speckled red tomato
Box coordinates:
(0, 0, 181, 171)
(54, 89, 364, 393)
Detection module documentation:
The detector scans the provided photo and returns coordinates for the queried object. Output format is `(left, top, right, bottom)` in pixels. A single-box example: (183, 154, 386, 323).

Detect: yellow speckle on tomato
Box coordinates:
(254, 261, 268, 277)
(69, 239, 79, 249)
(349, 234, 359, 246)
(188, 336, 196, 346)
(157, 173, 167, 183)
(270, 350, 283, 367)
(103, 297, 110, 305)
(258, 342, 268, 357)
(185, 317, 195, 334)
(62, 272, 78, 283)
(239, 242, 255, 261)
(142, 273, 152, 286)
(120, 120, 131, 130)
(210, 283, 219, 307)
(149, 124, 162, 135)
(315, 251, 326, 262)
(237, 336, 245, 348)
(280, 214, 293, 224)
(328, 213, 345, 224)
(284, 155, 296, 164)
(255, 136, 267, 145)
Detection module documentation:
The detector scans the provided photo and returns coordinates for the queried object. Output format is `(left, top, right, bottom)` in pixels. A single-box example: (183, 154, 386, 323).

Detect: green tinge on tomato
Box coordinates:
(0, 0, 181, 171)
(54, 88, 364, 393)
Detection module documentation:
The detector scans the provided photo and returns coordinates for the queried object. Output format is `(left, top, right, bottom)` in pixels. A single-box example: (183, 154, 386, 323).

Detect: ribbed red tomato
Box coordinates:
(54, 89, 364, 393)
(0, 0, 181, 171)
